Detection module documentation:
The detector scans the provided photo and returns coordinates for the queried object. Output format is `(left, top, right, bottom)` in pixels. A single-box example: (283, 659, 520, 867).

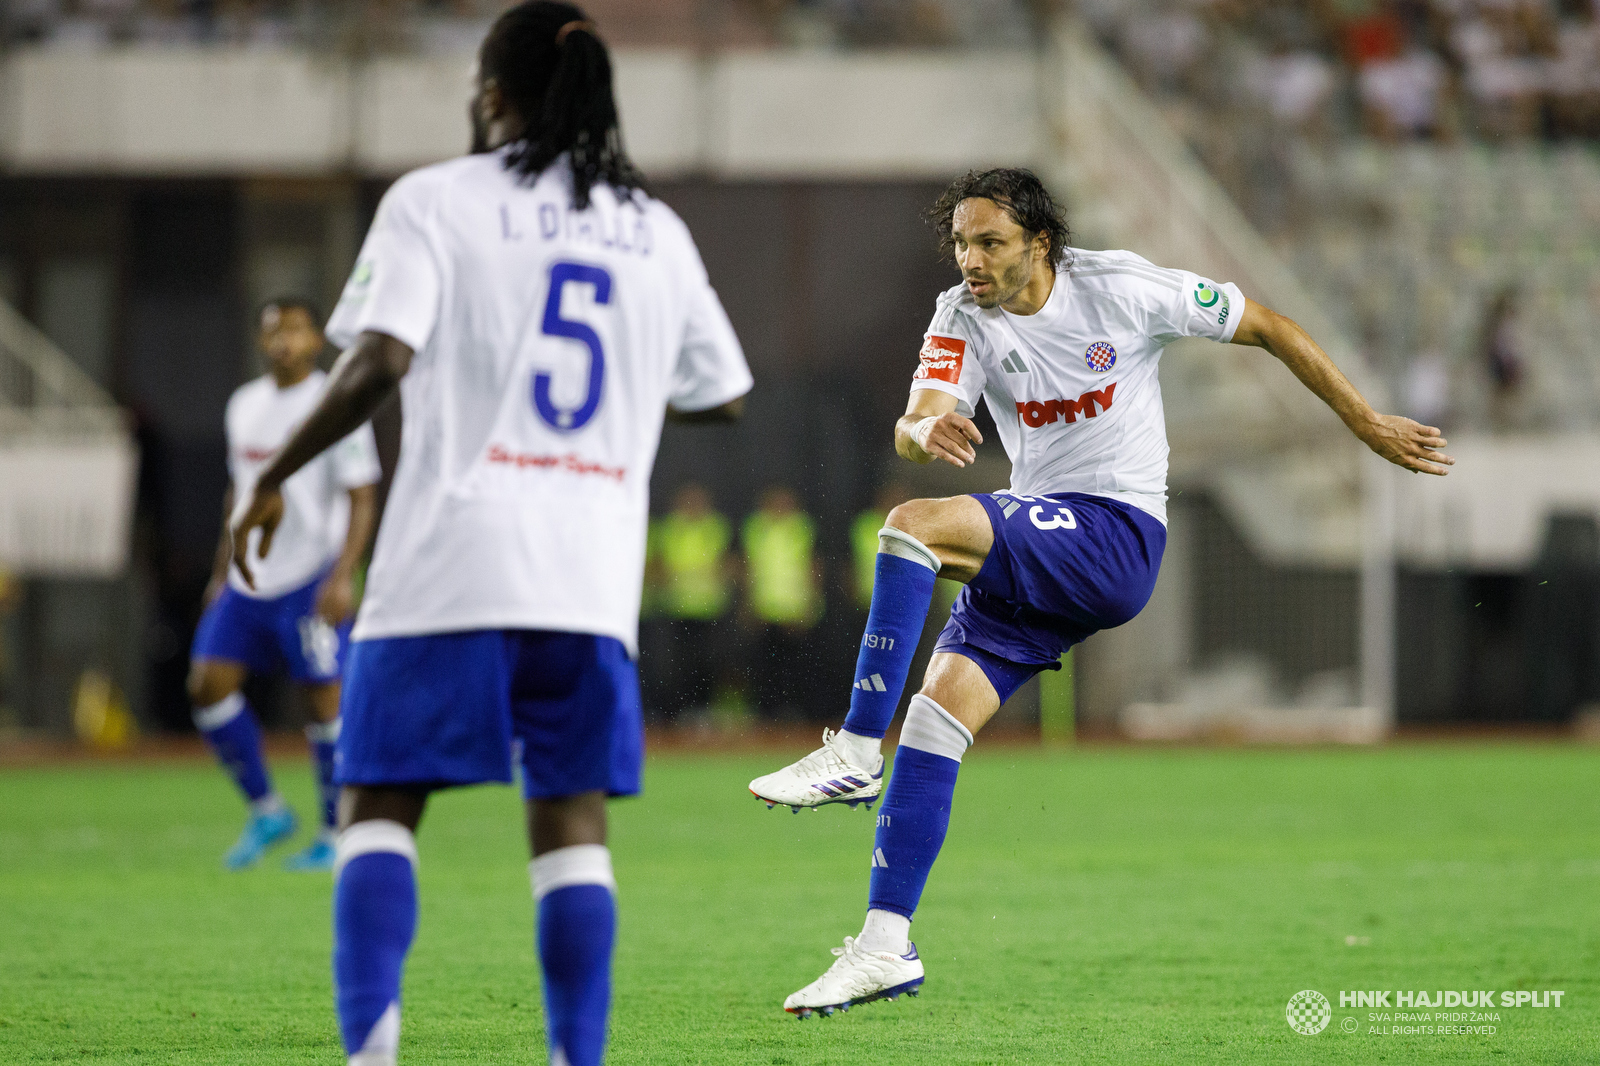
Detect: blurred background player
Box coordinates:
(188, 297, 379, 872)
(750, 168, 1455, 1016)
(229, 5, 751, 1065)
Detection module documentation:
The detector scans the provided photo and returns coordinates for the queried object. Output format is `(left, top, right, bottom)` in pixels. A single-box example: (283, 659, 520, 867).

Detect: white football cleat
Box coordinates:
(748, 729, 883, 811)
(783, 936, 925, 1018)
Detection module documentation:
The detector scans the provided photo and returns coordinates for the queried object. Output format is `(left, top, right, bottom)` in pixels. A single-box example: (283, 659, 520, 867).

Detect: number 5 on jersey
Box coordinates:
(535, 261, 613, 432)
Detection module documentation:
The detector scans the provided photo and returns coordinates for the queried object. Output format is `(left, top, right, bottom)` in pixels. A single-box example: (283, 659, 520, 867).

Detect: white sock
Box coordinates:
(857, 908, 911, 955)
(530, 844, 616, 900)
(834, 729, 882, 769)
(347, 1000, 400, 1066)
(898, 694, 973, 762)
(250, 792, 286, 817)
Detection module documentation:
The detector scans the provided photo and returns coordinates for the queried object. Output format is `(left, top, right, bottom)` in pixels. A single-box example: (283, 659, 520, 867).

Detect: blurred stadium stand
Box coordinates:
(1, 0, 1596, 741)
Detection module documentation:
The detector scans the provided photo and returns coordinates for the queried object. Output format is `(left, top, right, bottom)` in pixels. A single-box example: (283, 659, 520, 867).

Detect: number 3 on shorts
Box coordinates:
(1029, 504, 1077, 531)
(534, 261, 613, 432)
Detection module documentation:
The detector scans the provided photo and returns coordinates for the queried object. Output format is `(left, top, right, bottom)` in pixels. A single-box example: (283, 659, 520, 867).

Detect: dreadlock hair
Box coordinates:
(479, 1, 644, 210)
(925, 168, 1073, 272)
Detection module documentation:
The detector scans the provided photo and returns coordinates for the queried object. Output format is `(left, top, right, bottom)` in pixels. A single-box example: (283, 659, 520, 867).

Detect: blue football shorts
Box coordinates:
(336, 629, 644, 800)
(933, 491, 1167, 703)
(191, 570, 350, 684)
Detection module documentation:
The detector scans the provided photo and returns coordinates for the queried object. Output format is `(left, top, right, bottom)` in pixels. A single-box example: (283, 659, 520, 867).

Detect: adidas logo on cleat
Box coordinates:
(811, 776, 873, 799)
(854, 674, 887, 692)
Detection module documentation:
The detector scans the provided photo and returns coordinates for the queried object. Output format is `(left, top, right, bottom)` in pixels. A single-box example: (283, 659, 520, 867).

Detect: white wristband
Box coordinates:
(912, 416, 939, 452)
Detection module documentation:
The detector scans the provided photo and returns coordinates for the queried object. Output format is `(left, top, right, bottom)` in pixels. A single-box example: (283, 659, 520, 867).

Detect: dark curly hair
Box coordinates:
(479, 1, 645, 210)
(925, 168, 1072, 271)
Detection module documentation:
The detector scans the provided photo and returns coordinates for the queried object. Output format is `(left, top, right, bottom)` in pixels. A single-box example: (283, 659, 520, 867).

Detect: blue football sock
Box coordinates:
(840, 529, 940, 740)
(193, 692, 275, 805)
(868, 695, 972, 920)
(306, 719, 340, 833)
(532, 845, 617, 1066)
(334, 821, 419, 1060)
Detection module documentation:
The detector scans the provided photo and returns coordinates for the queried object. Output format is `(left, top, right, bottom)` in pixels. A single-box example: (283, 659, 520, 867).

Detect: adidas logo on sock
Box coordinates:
(870, 847, 888, 868)
(855, 674, 887, 692)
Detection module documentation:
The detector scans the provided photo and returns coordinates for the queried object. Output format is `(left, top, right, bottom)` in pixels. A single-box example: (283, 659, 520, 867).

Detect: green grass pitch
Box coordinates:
(1, 743, 1596, 1064)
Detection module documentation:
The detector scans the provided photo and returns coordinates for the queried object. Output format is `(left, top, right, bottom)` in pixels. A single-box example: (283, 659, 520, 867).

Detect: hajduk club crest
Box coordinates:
(1084, 341, 1117, 373)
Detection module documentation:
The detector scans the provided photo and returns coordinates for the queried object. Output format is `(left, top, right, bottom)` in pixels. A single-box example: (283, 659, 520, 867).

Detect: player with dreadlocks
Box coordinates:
(229, 4, 751, 1064)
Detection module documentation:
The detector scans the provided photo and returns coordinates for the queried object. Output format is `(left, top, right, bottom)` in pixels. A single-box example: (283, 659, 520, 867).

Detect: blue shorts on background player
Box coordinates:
(190, 571, 354, 871)
(190, 294, 380, 873)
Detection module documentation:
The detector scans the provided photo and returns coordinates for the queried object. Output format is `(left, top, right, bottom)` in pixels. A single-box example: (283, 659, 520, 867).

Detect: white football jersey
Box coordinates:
(326, 153, 752, 652)
(910, 249, 1245, 524)
(226, 370, 382, 599)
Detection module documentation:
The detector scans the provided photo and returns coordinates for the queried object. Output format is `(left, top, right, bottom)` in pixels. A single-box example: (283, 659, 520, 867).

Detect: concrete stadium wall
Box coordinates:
(0, 46, 1041, 178)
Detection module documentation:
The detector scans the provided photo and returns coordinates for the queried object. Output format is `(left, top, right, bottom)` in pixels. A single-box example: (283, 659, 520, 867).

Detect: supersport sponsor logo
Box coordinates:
(485, 444, 626, 482)
(1014, 383, 1116, 427)
(913, 334, 965, 384)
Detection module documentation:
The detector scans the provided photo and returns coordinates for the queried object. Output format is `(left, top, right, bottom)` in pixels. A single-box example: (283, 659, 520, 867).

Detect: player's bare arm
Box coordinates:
(204, 486, 234, 608)
(315, 484, 378, 625)
(1232, 299, 1454, 475)
(667, 394, 747, 424)
(232, 330, 412, 587)
(895, 389, 983, 468)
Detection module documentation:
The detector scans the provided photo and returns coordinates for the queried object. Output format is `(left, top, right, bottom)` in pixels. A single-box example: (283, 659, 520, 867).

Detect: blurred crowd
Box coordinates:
(0, 0, 1044, 50)
(1088, 0, 1600, 143)
(9, 0, 1594, 142)
(1081, 2, 1600, 436)
(638, 480, 931, 724)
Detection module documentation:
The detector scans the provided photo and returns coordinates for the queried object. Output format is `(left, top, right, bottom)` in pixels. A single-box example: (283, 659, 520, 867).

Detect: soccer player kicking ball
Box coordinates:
(749, 168, 1453, 1018)
(190, 297, 380, 871)
(230, 6, 751, 1065)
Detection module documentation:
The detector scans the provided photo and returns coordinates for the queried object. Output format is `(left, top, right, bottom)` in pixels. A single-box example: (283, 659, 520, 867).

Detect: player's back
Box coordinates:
(327, 152, 750, 651)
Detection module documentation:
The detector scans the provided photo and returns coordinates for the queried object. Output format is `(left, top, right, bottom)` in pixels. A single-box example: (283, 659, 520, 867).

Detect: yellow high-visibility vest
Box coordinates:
(742, 510, 821, 626)
(655, 512, 732, 620)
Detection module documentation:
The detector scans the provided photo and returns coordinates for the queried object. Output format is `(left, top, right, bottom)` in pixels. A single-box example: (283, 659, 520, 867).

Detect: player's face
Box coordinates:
(950, 198, 1042, 310)
(259, 306, 323, 380)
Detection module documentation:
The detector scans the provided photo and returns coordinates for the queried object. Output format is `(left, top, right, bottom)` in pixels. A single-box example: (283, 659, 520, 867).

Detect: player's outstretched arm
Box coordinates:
(1231, 299, 1454, 476)
(896, 389, 984, 468)
(231, 331, 413, 588)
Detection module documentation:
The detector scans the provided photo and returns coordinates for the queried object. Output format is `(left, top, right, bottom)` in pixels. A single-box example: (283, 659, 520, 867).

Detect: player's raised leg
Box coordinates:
(783, 652, 997, 1017)
(187, 655, 297, 869)
(529, 793, 615, 1066)
(285, 679, 342, 871)
(333, 787, 427, 1066)
(748, 494, 991, 810)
